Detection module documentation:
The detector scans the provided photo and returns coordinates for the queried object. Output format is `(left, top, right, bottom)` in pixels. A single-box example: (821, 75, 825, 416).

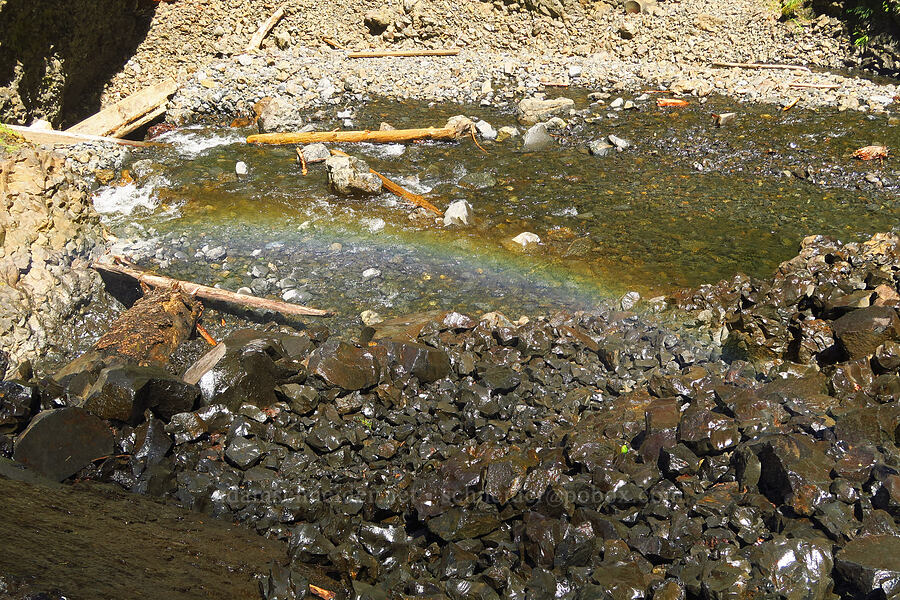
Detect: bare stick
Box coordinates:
(93, 261, 332, 317)
(712, 61, 811, 72)
(6, 124, 154, 148)
(248, 126, 459, 145)
(322, 37, 344, 49)
(329, 149, 443, 215)
(246, 4, 286, 51)
(347, 49, 460, 58)
(782, 98, 800, 111)
(789, 82, 840, 90)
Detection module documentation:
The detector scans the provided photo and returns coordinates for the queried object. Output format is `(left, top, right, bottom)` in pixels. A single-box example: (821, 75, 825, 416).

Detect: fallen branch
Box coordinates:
(330, 149, 443, 215)
(67, 78, 178, 138)
(470, 127, 488, 154)
(196, 322, 218, 346)
(712, 61, 811, 72)
(309, 585, 336, 600)
(657, 98, 689, 108)
(322, 37, 344, 49)
(789, 82, 840, 90)
(6, 124, 154, 148)
(298, 148, 308, 175)
(782, 98, 800, 112)
(246, 3, 286, 51)
(93, 260, 332, 317)
(347, 49, 460, 58)
(248, 126, 461, 145)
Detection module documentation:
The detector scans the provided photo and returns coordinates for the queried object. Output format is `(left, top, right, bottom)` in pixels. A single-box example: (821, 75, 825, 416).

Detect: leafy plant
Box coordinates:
(780, 0, 807, 19)
(846, 0, 900, 46)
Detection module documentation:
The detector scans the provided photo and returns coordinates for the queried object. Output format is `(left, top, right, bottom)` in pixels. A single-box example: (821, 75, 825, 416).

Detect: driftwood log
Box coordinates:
(6, 124, 153, 148)
(245, 3, 286, 51)
(66, 78, 178, 138)
(54, 288, 202, 385)
(247, 126, 460, 146)
(93, 261, 332, 317)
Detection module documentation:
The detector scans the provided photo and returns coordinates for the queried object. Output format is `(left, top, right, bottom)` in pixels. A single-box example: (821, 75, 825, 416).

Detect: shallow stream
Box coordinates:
(95, 92, 900, 325)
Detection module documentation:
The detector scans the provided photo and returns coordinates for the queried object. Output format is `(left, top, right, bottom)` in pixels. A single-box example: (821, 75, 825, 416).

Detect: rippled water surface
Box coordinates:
(96, 92, 900, 322)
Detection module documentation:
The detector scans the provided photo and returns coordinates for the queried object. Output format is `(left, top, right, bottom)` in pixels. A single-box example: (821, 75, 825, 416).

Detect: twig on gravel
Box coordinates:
(347, 49, 460, 58)
(245, 3, 286, 52)
(322, 37, 344, 49)
(789, 82, 841, 90)
(782, 98, 800, 111)
(712, 61, 811, 73)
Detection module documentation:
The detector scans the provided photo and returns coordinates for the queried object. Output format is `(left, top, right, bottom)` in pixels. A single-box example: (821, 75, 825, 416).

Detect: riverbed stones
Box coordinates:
(512, 232, 541, 247)
(325, 155, 382, 195)
(517, 97, 574, 125)
(87, 365, 196, 423)
(298, 143, 330, 164)
(13, 407, 114, 481)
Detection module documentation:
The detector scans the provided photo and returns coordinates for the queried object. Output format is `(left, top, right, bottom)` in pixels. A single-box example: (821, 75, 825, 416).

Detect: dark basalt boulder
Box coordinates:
(752, 434, 834, 516)
(13, 407, 113, 481)
(835, 535, 900, 598)
(309, 339, 380, 391)
(82, 364, 199, 425)
(378, 340, 450, 384)
(0, 381, 38, 433)
(832, 305, 900, 360)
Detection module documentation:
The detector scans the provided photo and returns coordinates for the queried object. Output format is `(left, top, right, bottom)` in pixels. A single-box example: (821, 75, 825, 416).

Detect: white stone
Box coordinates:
(443, 200, 474, 227)
(512, 232, 541, 247)
(610, 97, 625, 108)
(362, 268, 381, 279)
(475, 120, 497, 140)
(360, 310, 384, 326)
(237, 54, 253, 66)
(235, 161, 249, 175)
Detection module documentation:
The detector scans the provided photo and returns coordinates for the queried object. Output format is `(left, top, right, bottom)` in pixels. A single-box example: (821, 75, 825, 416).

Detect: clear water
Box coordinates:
(96, 93, 900, 324)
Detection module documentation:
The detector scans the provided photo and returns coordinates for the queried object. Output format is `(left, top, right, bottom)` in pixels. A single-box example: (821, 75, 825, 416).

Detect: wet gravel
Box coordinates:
(3, 232, 900, 599)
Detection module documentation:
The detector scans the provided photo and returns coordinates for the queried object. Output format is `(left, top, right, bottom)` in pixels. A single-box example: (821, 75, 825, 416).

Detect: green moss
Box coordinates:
(0, 122, 25, 153)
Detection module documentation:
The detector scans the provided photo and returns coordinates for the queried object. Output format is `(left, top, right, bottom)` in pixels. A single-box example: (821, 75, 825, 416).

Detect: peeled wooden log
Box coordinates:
(248, 126, 460, 146)
(5, 124, 153, 148)
(711, 61, 811, 73)
(92, 261, 333, 317)
(54, 288, 202, 385)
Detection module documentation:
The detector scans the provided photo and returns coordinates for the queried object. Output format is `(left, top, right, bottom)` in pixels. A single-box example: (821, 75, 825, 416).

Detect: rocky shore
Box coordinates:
(2, 212, 900, 598)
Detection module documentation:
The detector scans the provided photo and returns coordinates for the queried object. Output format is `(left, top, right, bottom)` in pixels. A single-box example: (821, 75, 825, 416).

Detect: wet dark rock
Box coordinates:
(0, 381, 37, 433)
(165, 411, 207, 445)
(225, 437, 263, 470)
(749, 536, 833, 599)
(305, 423, 345, 453)
(832, 306, 900, 359)
(309, 340, 380, 391)
(191, 332, 285, 410)
(753, 434, 833, 516)
(427, 506, 501, 541)
(379, 340, 450, 384)
(13, 407, 114, 481)
(82, 364, 199, 425)
(835, 535, 900, 598)
(875, 340, 900, 372)
(478, 365, 521, 393)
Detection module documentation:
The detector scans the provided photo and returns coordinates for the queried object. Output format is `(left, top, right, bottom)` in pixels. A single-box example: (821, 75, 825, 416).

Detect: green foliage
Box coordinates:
(780, 0, 807, 19)
(846, 0, 900, 46)
(0, 123, 25, 153)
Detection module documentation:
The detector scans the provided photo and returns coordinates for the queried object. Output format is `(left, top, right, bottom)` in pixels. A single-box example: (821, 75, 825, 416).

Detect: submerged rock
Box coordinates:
(523, 123, 554, 151)
(444, 200, 474, 227)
